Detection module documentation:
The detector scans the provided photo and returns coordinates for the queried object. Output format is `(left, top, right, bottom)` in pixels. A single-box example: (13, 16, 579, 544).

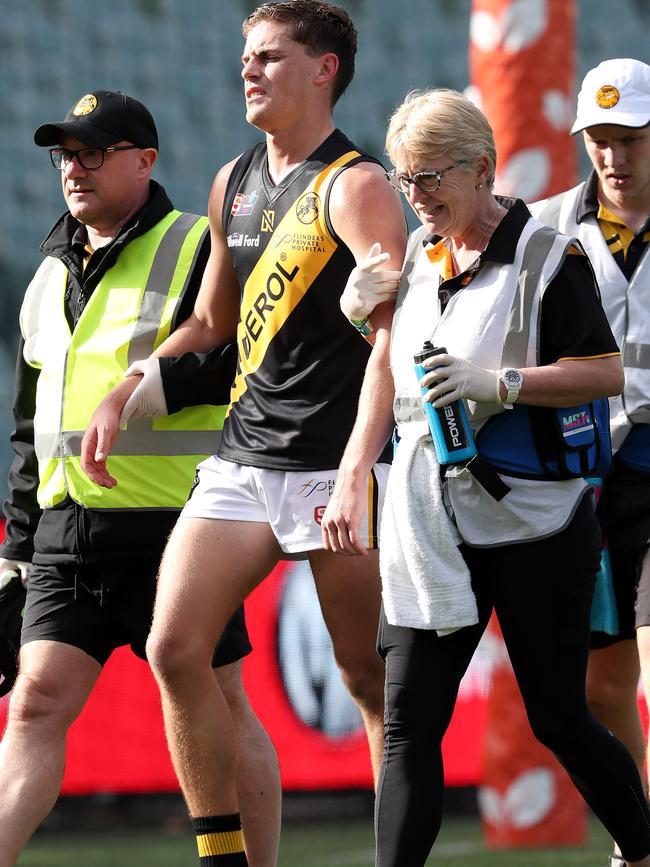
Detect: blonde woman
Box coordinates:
(323, 89, 650, 867)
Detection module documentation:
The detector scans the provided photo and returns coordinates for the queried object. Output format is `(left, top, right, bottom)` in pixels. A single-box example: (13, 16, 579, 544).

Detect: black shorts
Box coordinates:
(591, 459, 650, 648)
(21, 559, 251, 667)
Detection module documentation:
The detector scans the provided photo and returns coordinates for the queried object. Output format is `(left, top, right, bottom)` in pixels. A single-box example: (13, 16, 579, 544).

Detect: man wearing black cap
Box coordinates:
(0, 90, 280, 867)
(532, 58, 650, 867)
(34, 89, 162, 150)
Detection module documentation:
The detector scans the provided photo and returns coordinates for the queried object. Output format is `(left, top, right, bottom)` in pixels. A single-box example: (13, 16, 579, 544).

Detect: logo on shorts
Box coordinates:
(314, 506, 326, 525)
(296, 479, 335, 497)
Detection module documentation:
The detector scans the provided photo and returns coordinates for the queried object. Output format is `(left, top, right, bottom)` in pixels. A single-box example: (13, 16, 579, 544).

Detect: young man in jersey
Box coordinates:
(0, 90, 280, 867)
(81, 3, 406, 864)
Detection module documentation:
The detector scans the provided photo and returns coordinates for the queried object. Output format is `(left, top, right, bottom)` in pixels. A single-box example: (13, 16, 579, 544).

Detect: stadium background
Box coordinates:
(1, 0, 649, 489)
(1, 0, 649, 843)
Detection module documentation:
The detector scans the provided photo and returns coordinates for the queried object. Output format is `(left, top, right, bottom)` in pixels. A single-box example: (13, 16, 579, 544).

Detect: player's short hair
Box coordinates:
(243, 0, 357, 105)
(386, 88, 497, 189)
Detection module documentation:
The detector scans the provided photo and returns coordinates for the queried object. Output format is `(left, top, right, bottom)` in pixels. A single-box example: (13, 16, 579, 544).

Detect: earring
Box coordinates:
(477, 182, 483, 189)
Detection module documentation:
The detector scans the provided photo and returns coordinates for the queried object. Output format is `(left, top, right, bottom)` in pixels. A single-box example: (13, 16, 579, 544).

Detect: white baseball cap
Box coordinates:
(571, 58, 650, 134)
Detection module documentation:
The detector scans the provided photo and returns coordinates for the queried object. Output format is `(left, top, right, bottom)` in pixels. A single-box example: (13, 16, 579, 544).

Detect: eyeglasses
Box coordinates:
(48, 145, 139, 171)
(386, 160, 467, 194)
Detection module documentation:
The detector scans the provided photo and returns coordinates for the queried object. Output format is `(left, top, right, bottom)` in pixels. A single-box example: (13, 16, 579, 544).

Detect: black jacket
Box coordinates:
(1, 182, 236, 565)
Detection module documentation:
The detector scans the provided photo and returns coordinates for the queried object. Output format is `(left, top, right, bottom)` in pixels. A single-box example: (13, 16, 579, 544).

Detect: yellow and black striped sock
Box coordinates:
(191, 813, 247, 865)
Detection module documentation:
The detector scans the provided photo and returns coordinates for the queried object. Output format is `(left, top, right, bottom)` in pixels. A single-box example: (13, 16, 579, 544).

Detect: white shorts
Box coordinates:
(181, 455, 389, 554)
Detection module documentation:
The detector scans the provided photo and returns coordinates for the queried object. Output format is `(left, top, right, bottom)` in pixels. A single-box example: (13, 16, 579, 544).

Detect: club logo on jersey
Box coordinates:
(296, 192, 320, 225)
(73, 94, 98, 116)
(261, 209, 275, 232)
(595, 84, 620, 109)
(314, 506, 326, 525)
(232, 190, 258, 217)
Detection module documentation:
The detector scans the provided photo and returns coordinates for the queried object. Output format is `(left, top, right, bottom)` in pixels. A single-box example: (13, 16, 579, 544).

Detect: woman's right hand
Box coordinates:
(80, 377, 141, 487)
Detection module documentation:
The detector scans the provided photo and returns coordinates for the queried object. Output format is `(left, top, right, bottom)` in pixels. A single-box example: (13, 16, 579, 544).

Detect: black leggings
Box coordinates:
(375, 496, 650, 867)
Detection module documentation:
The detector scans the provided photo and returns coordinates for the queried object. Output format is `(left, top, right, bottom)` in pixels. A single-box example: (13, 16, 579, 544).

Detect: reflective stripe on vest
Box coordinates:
(21, 210, 224, 510)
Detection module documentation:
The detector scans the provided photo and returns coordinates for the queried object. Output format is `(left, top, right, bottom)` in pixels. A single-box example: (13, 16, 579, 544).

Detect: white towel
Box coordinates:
(380, 430, 479, 636)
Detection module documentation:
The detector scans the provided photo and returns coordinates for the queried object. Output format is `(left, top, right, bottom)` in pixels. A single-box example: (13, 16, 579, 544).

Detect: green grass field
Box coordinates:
(17, 816, 613, 866)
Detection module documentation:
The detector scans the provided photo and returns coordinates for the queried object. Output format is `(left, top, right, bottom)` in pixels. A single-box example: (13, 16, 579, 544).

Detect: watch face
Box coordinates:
(504, 369, 522, 386)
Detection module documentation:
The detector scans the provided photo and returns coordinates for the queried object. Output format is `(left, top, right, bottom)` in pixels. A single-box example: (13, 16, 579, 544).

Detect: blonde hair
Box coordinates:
(386, 89, 497, 188)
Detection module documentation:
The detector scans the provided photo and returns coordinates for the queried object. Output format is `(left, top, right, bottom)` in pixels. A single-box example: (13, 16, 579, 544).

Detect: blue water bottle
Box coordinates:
(414, 341, 477, 464)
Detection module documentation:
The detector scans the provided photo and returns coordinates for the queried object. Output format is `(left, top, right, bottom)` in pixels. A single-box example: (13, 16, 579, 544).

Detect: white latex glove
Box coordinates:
(0, 558, 30, 589)
(340, 242, 402, 322)
(420, 354, 500, 407)
(120, 358, 168, 425)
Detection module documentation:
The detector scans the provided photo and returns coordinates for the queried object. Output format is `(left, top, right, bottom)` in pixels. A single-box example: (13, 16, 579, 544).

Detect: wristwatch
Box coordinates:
(500, 368, 523, 406)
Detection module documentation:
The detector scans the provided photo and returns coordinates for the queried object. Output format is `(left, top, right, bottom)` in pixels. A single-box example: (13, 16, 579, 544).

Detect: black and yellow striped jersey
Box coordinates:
(218, 129, 387, 470)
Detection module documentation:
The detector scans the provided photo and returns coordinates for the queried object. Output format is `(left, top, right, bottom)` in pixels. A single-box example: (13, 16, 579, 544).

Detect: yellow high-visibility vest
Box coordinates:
(20, 210, 225, 510)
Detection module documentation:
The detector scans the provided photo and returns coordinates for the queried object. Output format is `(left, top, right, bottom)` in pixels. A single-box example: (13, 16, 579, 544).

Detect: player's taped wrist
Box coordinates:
(348, 316, 374, 336)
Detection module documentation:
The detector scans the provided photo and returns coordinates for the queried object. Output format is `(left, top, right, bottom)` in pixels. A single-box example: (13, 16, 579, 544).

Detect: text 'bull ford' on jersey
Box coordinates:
(218, 129, 385, 471)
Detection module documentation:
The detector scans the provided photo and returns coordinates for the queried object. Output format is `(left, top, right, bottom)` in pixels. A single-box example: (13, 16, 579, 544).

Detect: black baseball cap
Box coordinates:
(34, 90, 158, 150)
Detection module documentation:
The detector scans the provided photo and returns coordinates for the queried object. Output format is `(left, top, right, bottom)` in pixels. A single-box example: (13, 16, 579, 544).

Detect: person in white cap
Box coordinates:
(531, 58, 650, 867)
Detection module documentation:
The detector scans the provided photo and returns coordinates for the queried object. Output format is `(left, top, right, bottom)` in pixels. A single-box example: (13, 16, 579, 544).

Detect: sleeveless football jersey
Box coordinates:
(218, 129, 385, 470)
